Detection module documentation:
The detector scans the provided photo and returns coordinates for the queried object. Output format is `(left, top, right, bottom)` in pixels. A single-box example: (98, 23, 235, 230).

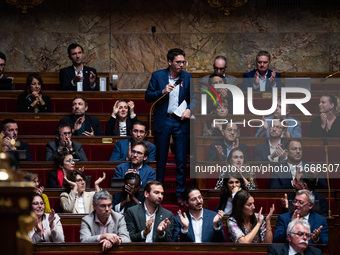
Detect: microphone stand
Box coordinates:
(320, 70, 340, 82)
(323, 137, 332, 218)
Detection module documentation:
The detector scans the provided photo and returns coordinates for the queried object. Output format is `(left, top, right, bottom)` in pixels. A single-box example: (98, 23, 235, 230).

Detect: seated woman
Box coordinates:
(17, 73, 52, 112)
(23, 171, 50, 213)
(47, 151, 75, 188)
(215, 148, 256, 190)
(216, 172, 245, 215)
(202, 101, 229, 137)
(29, 194, 64, 243)
(227, 190, 274, 243)
(309, 94, 340, 137)
(60, 170, 106, 213)
(105, 99, 137, 136)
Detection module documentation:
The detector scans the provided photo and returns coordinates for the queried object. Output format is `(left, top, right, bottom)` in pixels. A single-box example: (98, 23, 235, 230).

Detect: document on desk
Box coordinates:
(174, 101, 187, 117)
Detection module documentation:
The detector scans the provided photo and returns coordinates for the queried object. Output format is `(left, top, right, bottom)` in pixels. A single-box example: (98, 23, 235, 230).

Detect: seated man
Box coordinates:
(172, 187, 226, 242)
(112, 173, 145, 214)
(46, 123, 87, 161)
(207, 121, 250, 161)
(1, 119, 33, 161)
(268, 219, 322, 255)
(125, 181, 173, 242)
(253, 118, 287, 162)
(80, 190, 131, 251)
(273, 189, 328, 245)
(241, 50, 282, 92)
(113, 141, 156, 189)
(109, 120, 156, 161)
(60, 96, 103, 136)
(0, 52, 15, 89)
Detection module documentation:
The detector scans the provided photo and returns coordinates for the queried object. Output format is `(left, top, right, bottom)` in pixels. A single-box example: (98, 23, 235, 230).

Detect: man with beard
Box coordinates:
(172, 187, 226, 242)
(1, 119, 33, 161)
(60, 96, 103, 136)
(253, 118, 287, 162)
(125, 181, 173, 242)
(268, 219, 322, 255)
(112, 141, 155, 189)
(255, 99, 301, 138)
(80, 190, 131, 251)
(273, 189, 328, 245)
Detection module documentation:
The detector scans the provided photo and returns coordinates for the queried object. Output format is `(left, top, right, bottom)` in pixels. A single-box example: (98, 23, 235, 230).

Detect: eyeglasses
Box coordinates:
(131, 150, 144, 156)
(32, 202, 45, 206)
(213, 66, 225, 71)
(132, 129, 145, 135)
(292, 199, 308, 206)
(189, 195, 203, 203)
(291, 231, 311, 239)
(65, 159, 75, 163)
(76, 178, 85, 183)
(175, 61, 186, 65)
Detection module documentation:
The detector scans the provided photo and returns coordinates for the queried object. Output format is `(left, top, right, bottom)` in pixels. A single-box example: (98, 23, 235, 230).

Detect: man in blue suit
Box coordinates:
(59, 43, 98, 91)
(172, 187, 226, 242)
(113, 141, 156, 189)
(241, 50, 282, 92)
(145, 48, 197, 206)
(109, 120, 156, 161)
(273, 189, 328, 245)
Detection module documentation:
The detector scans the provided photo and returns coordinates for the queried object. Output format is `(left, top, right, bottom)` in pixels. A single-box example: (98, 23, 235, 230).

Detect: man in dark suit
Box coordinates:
(207, 121, 250, 161)
(145, 48, 197, 205)
(172, 187, 226, 242)
(46, 123, 87, 161)
(268, 219, 322, 255)
(113, 141, 156, 189)
(1, 119, 33, 161)
(253, 118, 287, 162)
(60, 96, 103, 136)
(125, 181, 173, 242)
(273, 189, 328, 245)
(241, 50, 282, 92)
(0, 52, 15, 89)
(269, 139, 327, 189)
(109, 120, 156, 161)
(59, 43, 98, 91)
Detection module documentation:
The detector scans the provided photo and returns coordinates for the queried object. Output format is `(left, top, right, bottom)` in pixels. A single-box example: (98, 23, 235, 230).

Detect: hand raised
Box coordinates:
(177, 210, 189, 230)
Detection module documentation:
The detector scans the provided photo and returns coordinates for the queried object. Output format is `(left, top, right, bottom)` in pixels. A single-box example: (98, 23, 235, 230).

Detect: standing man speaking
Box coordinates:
(145, 48, 197, 206)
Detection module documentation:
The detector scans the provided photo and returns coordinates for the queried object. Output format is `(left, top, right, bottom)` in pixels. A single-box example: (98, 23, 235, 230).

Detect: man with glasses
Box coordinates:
(172, 187, 226, 242)
(109, 120, 156, 161)
(145, 48, 197, 206)
(202, 56, 237, 85)
(253, 118, 287, 161)
(46, 123, 87, 161)
(112, 141, 156, 189)
(268, 219, 322, 255)
(80, 190, 131, 251)
(0, 52, 15, 89)
(273, 189, 328, 244)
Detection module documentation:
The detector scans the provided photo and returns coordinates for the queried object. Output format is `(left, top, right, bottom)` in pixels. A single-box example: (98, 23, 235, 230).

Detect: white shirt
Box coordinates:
(142, 204, 157, 243)
(181, 210, 204, 243)
(288, 244, 304, 255)
(95, 214, 113, 241)
(287, 161, 303, 187)
(167, 75, 180, 113)
(76, 194, 85, 213)
(267, 139, 287, 162)
(252, 71, 276, 91)
(71, 65, 96, 90)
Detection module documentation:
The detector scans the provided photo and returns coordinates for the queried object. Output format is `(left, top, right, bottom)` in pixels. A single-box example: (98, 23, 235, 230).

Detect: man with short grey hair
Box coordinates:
(80, 190, 131, 251)
(268, 219, 321, 255)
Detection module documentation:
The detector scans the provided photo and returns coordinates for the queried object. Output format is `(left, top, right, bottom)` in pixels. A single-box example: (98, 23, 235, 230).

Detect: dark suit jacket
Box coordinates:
(60, 114, 103, 136)
(59, 65, 99, 91)
(45, 140, 88, 161)
(253, 140, 287, 162)
(109, 138, 156, 161)
(145, 69, 197, 134)
(17, 94, 52, 112)
(269, 162, 328, 189)
(207, 140, 250, 161)
(273, 211, 328, 244)
(17, 140, 33, 161)
(172, 209, 226, 242)
(241, 69, 282, 91)
(105, 115, 137, 136)
(47, 169, 63, 188)
(125, 203, 174, 242)
(113, 162, 156, 189)
(267, 243, 322, 255)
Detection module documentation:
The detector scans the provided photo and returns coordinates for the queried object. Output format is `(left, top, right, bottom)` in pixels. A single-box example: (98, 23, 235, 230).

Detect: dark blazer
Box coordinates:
(309, 116, 340, 137)
(17, 94, 52, 112)
(207, 140, 250, 161)
(60, 114, 103, 136)
(253, 140, 287, 162)
(145, 69, 197, 134)
(109, 138, 156, 161)
(172, 209, 226, 242)
(105, 115, 137, 136)
(273, 211, 328, 244)
(17, 140, 34, 161)
(113, 162, 156, 189)
(241, 69, 282, 91)
(269, 162, 328, 189)
(47, 170, 61, 188)
(267, 243, 322, 255)
(59, 65, 98, 91)
(112, 192, 145, 213)
(45, 140, 87, 161)
(125, 203, 174, 242)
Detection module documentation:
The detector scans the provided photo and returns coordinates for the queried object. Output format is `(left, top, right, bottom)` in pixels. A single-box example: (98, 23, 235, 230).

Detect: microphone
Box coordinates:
(320, 70, 340, 82)
(174, 78, 183, 86)
(322, 136, 332, 218)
